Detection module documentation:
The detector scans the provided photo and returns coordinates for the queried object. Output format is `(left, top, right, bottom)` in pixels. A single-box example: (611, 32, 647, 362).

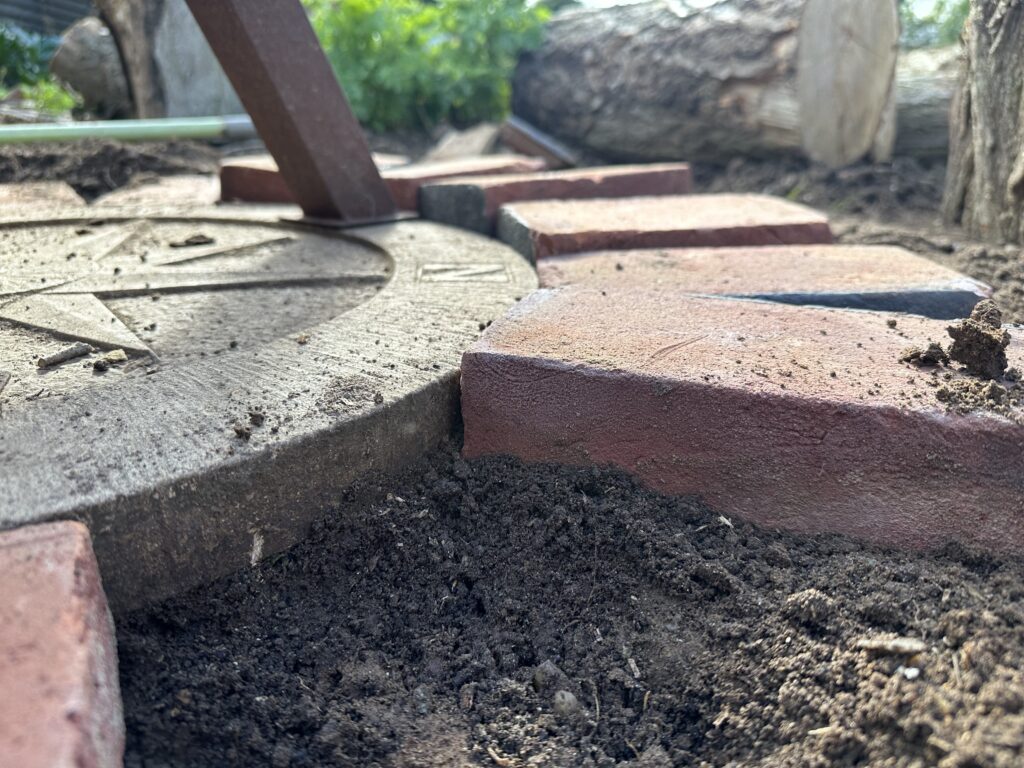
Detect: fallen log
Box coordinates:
(894, 46, 959, 160)
(512, 0, 901, 167)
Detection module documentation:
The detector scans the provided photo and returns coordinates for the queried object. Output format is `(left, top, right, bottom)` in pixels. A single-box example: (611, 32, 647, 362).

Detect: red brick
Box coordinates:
(220, 153, 548, 210)
(383, 155, 548, 210)
(220, 155, 294, 204)
(462, 288, 1024, 552)
(0, 521, 123, 768)
(420, 163, 693, 234)
(537, 244, 990, 319)
(497, 194, 833, 260)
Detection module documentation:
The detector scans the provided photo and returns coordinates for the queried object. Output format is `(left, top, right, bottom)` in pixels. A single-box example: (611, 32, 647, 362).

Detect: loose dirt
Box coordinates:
(946, 300, 1010, 379)
(0, 140, 219, 200)
(119, 449, 1024, 768)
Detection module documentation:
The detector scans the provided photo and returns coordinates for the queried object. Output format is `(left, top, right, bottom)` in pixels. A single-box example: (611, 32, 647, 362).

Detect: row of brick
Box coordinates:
(394, 160, 1019, 555)
(219, 155, 1017, 556)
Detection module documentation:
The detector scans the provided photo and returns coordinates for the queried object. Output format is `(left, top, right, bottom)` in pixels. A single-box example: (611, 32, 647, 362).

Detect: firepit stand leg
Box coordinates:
(185, 0, 396, 222)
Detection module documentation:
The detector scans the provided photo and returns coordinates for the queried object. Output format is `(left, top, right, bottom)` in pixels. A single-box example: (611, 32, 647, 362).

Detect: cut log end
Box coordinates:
(796, 0, 900, 167)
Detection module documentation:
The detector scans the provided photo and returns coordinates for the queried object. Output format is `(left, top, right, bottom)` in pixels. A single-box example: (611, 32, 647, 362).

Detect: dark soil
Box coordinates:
(0, 141, 220, 201)
(119, 449, 1024, 768)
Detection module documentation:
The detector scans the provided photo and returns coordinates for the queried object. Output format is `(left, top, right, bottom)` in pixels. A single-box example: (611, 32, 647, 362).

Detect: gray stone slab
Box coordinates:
(0, 213, 535, 608)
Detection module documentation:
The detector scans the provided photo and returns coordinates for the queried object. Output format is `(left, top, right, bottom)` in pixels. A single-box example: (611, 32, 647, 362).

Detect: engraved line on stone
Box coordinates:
(0, 293, 153, 354)
(95, 220, 154, 261)
(150, 236, 297, 267)
(46, 270, 387, 298)
(418, 263, 509, 283)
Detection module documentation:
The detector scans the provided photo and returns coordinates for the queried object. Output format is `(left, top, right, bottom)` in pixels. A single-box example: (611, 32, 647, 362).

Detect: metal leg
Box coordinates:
(185, 0, 397, 222)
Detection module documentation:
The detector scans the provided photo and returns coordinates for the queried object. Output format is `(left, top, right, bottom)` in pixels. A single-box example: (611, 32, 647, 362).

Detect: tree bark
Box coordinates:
(95, 0, 165, 118)
(942, 1, 1024, 244)
(94, 0, 242, 118)
(512, 0, 900, 168)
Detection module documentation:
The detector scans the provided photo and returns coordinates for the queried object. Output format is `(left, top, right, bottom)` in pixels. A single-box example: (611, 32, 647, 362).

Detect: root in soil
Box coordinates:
(118, 450, 1024, 768)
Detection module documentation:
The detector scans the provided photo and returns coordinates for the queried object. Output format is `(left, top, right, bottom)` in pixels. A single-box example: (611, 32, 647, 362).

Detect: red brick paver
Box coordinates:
(420, 163, 693, 234)
(221, 154, 548, 210)
(0, 521, 123, 768)
(384, 155, 548, 210)
(537, 244, 990, 319)
(498, 194, 833, 260)
(462, 288, 1024, 552)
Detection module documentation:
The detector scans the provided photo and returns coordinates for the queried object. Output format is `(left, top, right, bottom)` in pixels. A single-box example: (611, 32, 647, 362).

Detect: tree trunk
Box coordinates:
(95, 0, 242, 118)
(942, 1, 1024, 244)
(894, 46, 959, 160)
(95, 0, 165, 118)
(512, 0, 900, 168)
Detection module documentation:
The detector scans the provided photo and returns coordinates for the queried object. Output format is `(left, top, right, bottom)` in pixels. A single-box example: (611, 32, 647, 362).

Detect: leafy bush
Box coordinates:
(901, 0, 970, 49)
(0, 24, 78, 114)
(304, 0, 549, 131)
(0, 24, 57, 88)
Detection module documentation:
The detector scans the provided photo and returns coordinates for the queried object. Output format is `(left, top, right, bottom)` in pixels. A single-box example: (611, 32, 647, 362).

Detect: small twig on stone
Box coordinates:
(37, 342, 94, 368)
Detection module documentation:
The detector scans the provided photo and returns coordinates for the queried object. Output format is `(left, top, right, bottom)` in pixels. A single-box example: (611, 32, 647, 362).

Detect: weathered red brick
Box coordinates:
(462, 288, 1024, 552)
(537, 244, 990, 319)
(384, 155, 548, 210)
(0, 521, 123, 768)
(220, 153, 548, 210)
(498, 194, 833, 260)
(220, 155, 294, 204)
(420, 163, 693, 234)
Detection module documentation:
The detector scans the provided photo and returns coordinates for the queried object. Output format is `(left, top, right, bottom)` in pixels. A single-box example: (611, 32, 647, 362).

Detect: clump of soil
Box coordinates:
(119, 449, 1024, 768)
(0, 140, 219, 200)
(947, 299, 1011, 379)
(936, 376, 1024, 417)
(900, 342, 949, 367)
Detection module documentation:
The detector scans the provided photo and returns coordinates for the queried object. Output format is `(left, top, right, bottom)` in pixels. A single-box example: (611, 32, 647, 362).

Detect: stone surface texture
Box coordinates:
(462, 288, 1024, 553)
(537, 244, 991, 318)
(0, 521, 123, 768)
(0, 181, 84, 208)
(498, 194, 833, 260)
(420, 163, 693, 234)
(0, 215, 535, 608)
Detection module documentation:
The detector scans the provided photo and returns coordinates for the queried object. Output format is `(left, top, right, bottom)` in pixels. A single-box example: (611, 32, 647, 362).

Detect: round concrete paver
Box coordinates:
(0, 212, 536, 608)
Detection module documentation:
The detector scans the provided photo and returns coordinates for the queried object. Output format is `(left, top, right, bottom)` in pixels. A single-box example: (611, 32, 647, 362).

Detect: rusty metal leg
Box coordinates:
(186, 0, 396, 222)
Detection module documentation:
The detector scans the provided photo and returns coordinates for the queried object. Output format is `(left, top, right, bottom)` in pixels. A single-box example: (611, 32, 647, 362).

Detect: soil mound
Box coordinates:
(119, 450, 1024, 768)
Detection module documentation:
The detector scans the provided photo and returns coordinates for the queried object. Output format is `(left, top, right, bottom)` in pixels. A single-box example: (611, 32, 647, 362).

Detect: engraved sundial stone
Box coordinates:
(0, 209, 536, 608)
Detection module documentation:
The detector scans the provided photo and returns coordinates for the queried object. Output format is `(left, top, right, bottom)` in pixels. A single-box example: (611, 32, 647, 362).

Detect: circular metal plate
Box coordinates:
(0, 213, 536, 608)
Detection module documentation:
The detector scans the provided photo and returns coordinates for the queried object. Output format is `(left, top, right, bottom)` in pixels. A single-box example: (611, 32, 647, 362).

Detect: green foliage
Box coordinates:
(17, 79, 78, 113)
(0, 24, 79, 114)
(0, 24, 56, 88)
(304, 0, 549, 131)
(900, 0, 970, 49)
